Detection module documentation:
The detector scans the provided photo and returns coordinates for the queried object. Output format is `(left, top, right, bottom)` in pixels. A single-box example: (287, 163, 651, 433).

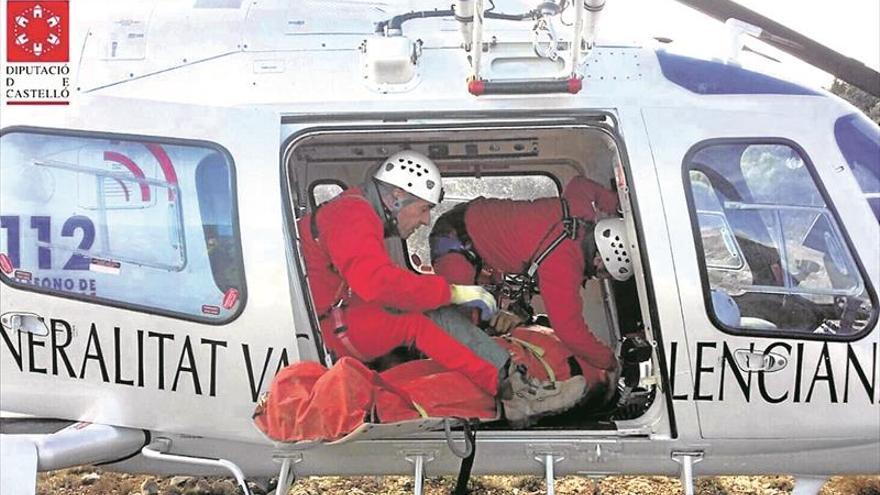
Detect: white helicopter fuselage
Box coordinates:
(0, 0, 877, 486)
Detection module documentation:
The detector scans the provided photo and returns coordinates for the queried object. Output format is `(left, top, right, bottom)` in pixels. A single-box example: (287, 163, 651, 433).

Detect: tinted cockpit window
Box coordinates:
(0, 131, 246, 322)
(834, 113, 880, 221)
(685, 141, 875, 338)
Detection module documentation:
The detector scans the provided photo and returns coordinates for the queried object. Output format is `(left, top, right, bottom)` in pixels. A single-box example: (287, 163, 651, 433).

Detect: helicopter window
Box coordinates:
(0, 131, 246, 323)
(195, 153, 243, 294)
(405, 174, 560, 269)
(690, 171, 747, 273)
(685, 141, 876, 338)
(834, 113, 880, 221)
(310, 181, 346, 208)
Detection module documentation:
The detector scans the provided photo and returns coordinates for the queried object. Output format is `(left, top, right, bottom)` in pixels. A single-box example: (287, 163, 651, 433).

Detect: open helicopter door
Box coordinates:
(642, 101, 879, 445)
(0, 96, 292, 445)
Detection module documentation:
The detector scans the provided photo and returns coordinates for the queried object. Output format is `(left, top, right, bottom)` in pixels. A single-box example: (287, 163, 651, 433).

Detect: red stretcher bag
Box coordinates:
(253, 327, 605, 443)
(376, 359, 497, 423)
(253, 356, 497, 443)
(253, 357, 376, 443)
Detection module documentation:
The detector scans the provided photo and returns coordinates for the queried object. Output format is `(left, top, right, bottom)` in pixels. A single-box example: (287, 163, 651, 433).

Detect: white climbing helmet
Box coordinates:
(374, 150, 444, 205)
(594, 218, 634, 281)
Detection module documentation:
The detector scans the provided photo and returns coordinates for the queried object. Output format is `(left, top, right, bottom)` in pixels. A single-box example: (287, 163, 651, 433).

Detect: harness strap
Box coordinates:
(335, 329, 369, 362)
(316, 277, 351, 319)
(525, 198, 579, 278)
(508, 337, 556, 384)
(309, 204, 321, 240)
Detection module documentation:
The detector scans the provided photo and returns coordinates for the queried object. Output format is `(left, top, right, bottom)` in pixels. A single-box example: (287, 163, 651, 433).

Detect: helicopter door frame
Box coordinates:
(642, 104, 879, 440)
(279, 115, 679, 441)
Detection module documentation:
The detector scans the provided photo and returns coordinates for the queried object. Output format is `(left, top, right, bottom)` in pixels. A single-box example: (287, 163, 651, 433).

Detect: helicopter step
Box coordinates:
(792, 476, 829, 495)
(0, 421, 146, 495)
(534, 451, 565, 495)
(141, 438, 254, 495)
(672, 451, 704, 495)
(270, 417, 478, 495)
(270, 447, 441, 495)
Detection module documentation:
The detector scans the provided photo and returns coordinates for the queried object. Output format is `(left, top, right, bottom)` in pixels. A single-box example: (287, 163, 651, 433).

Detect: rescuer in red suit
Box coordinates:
(298, 150, 513, 397)
(429, 176, 633, 378)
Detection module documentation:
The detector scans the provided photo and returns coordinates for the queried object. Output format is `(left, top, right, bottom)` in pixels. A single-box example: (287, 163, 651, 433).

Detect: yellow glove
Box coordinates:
(449, 285, 498, 321)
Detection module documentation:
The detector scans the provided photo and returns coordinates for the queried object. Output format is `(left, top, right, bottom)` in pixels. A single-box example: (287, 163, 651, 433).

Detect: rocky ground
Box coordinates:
(36, 469, 880, 495)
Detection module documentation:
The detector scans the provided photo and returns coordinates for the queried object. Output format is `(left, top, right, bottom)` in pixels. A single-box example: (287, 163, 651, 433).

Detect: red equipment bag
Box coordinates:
(253, 356, 497, 443)
(253, 326, 607, 443)
(376, 359, 497, 423)
(253, 357, 377, 443)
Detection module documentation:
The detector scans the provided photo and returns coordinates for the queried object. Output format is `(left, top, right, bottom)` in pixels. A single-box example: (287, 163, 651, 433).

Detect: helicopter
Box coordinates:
(1, 1, 877, 494)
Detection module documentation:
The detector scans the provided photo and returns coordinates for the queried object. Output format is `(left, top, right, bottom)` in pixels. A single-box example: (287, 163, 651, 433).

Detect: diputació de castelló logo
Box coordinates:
(7, 1, 69, 63)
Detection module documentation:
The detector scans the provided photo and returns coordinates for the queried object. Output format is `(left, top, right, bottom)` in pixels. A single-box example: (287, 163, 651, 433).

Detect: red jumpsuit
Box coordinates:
(433, 177, 619, 371)
(298, 187, 501, 395)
